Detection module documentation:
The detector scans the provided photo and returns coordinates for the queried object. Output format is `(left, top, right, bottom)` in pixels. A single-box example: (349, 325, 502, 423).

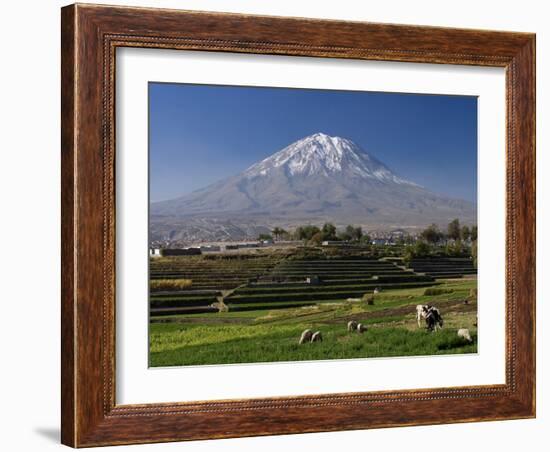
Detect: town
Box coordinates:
(150, 220, 476, 258)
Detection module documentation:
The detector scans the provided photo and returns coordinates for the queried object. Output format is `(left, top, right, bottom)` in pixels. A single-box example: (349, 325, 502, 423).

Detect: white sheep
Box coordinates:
(347, 320, 358, 332)
(356, 323, 367, 333)
(457, 328, 473, 343)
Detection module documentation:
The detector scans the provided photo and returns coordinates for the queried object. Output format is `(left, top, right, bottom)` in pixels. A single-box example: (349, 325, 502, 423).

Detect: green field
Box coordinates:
(149, 251, 478, 367)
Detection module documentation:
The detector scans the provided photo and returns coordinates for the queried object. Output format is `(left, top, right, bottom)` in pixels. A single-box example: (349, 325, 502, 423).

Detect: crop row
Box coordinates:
(150, 296, 218, 308)
(225, 301, 317, 312)
(250, 278, 382, 289)
(152, 262, 277, 268)
(236, 276, 433, 296)
(151, 289, 221, 297)
(150, 275, 264, 281)
(226, 281, 437, 304)
(150, 306, 218, 316)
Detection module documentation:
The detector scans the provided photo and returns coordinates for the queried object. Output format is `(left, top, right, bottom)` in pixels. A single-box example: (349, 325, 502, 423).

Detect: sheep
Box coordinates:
(457, 328, 473, 343)
(373, 287, 381, 294)
(356, 323, 367, 333)
(298, 329, 313, 344)
(311, 331, 323, 342)
(346, 298, 362, 302)
(347, 320, 358, 332)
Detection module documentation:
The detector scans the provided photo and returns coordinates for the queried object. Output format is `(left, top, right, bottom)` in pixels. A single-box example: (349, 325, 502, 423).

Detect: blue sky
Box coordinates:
(149, 83, 477, 203)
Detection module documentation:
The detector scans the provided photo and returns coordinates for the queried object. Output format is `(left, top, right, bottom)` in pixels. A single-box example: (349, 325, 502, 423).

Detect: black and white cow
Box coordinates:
(425, 306, 444, 331)
(416, 304, 444, 331)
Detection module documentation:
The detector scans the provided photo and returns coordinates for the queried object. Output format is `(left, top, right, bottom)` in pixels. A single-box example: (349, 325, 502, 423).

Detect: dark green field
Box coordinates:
(149, 249, 477, 366)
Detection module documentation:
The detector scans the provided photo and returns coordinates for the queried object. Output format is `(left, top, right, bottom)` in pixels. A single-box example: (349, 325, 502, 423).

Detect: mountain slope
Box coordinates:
(150, 133, 475, 241)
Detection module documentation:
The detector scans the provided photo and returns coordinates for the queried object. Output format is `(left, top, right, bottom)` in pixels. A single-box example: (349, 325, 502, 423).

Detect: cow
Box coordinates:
(347, 320, 358, 332)
(298, 329, 313, 344)
(417, 305, 443, 331)
(311, 331, 323, 342)
(425, 306, 444, 331)
(416, 304, 429, 327)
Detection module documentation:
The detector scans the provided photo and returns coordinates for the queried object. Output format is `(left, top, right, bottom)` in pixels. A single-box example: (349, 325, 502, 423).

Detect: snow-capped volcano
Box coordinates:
(150, 133, 475, 241)
(244, 132, 416, 186)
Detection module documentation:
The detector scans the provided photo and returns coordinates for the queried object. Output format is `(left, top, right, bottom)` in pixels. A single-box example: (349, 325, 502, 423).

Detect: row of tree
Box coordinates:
(408, 219, 478, 267)
(403, 238, 477, 266)
(259, 219, 477, 260)
(420, 219, 477, 244)
(258, 223, 370, 244)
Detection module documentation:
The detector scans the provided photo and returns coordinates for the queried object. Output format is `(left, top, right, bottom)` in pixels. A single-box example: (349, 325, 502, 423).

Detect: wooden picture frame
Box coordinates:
(61, 3, 535, 447)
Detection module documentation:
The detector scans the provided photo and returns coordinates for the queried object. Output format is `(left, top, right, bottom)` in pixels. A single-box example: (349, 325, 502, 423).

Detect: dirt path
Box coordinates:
(212, 284, 246, 312)
(324, 298, 477, 324)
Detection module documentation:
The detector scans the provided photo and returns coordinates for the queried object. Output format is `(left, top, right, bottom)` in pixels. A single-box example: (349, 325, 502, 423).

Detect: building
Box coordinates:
(322, 240, 341, 246)
(199, 245, 221, 252)
(149, 248, 202, 257)
(371, 238, 387, 246)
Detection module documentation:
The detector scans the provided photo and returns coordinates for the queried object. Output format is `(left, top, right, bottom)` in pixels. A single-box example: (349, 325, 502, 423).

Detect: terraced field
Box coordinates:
(223, 258, 438, 312)
(149, 254, 443, 316)
(149, 248, 478, 366)
(150, 278, 478, 366)
(406, 257, 477, 279)
(149, 253, 286, 316)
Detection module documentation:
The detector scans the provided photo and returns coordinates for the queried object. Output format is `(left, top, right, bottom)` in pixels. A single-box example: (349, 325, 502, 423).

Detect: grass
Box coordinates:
(149, 324, 476, 366)
(423, 287, 454, 296)
(149, 278, 477, 367)
(150, 279, 193, 291)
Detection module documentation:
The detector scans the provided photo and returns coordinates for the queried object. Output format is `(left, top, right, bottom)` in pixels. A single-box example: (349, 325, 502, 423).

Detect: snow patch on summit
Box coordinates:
(244, 133, 419, 186)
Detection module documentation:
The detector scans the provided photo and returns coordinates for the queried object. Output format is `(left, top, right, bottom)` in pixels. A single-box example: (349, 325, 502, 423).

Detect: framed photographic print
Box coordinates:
(61, 3, 536, 447)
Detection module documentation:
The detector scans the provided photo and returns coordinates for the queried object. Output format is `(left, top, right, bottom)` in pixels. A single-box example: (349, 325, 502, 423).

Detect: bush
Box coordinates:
(150, 279, 193, 291)
(423, 287, 454, 296)
(403, 241, 432, 264)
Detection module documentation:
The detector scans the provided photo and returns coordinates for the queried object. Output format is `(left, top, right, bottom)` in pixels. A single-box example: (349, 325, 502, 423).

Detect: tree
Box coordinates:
(338, 225, 363, 242)
(338, 227, 352, 242)
(271, 227, 288, 241)
(360, 233, 372, 244)
(295, 225, 320, 241)
(461, 225, 471, 241)
(403, 240, 432, 263)
(321, 223, 337, 241)
(308, 231, 324, 246)
(447, 218, 461, 241)
(421, 224, 443, 244)
(445, 239, 466, 256)
(352, 226, 363, 241)
(471, 240, 478, 268)
(258, 233, 273, 242)
(470, 225, 478, 241)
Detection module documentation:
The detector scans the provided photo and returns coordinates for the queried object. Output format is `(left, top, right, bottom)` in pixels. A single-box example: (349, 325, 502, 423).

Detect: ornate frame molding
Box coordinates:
(62, 4, 535, 447)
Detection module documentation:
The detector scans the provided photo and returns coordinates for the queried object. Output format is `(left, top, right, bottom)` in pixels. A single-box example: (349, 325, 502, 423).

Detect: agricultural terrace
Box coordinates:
(149, 247, 477, 366)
